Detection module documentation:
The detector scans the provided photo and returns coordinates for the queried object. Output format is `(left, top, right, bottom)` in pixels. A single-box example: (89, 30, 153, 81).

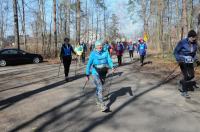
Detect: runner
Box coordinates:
(86, 40, 115, 112)
(60, 37, 77, 81)
(174, 30, 200, 98)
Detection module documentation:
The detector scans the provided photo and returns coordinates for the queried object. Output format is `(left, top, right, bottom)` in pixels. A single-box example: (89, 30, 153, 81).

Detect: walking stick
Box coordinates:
(58, 60, 62, 77)
(74, 57, 78, 78)
(80, 80, 88, 96)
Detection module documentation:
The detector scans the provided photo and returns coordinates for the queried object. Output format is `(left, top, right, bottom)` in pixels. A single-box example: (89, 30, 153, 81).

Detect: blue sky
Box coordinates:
(5, 0, 143, 39)
(49, 0, 143, 39)
(105, 0, 143, 39)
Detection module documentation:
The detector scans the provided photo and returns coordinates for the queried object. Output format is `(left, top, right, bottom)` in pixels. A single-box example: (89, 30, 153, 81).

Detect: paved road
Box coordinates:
(0, 53, 200, 132)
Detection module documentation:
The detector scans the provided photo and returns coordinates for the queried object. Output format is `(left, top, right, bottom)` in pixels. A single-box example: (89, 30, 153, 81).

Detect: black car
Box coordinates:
(0, 48, 43, 66)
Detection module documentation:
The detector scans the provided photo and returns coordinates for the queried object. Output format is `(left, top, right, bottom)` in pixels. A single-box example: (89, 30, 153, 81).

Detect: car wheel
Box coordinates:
(0, 59, 6, 67)
(33, 57, 40, 64)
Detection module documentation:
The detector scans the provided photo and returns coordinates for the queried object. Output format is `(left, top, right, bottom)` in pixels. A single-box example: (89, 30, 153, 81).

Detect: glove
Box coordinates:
(196, 60, 200, 66)
(86, 75, 89, 81)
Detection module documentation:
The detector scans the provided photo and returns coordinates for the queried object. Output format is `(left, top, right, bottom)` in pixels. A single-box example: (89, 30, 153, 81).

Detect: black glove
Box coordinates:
(196, 60, 200, 66)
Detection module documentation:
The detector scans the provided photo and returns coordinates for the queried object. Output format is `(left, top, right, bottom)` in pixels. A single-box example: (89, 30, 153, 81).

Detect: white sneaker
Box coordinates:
(181, 92, 190, 98)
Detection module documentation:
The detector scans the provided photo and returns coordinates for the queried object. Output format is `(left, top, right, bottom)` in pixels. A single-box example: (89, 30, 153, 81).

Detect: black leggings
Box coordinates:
(62, 56, 72, 77)
(129, 50, 133, 58)
(117, 55, 122, 65)
(179, 63, 195, 92)
(140, 55, 145, 64)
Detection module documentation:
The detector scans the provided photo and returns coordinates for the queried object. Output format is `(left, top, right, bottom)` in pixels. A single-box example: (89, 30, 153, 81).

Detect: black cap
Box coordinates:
(188, 30, 197, 38)
(64, 37, 70, 42)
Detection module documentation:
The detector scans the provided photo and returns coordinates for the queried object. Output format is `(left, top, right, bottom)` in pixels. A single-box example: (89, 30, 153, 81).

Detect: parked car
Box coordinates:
(0, 48, 43, 66)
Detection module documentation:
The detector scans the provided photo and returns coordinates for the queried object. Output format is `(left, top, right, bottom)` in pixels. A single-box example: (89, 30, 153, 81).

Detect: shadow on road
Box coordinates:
(107, 87, 133, 110)
(80, 74, 179, 132)
(0, 74, 86, 111)
(8, 89, 95, 132)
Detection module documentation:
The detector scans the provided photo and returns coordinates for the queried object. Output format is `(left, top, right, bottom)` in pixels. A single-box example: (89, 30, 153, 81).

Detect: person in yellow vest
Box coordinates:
(75, 43, 83, 65)
(80, 42, 87, 64)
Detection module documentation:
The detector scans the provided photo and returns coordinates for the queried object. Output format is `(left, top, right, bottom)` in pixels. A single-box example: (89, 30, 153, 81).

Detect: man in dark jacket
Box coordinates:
(60, 37, 76, 81)
(174, 30, 200, 98)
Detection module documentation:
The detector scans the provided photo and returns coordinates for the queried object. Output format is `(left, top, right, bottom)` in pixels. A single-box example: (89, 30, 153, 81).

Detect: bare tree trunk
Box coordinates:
(99, 14, 102, 39)
(96, 7, 99, 40)
(176, 0, 180, 40)
(35, 20, 39, 53)
(103, 0, 106, 40)
(85, 0, 89, 43)
(158, 0, 164, 56)
(41, 0, 46, 55)
(0, 1, 6, 49)
(48, 14, 52, 57)
(188, 0, 194, 30)
(53, 0, 57, 57)
(197, 11, 200, 43)
(91, 8, 94, 42)
(13, 0, 20, 50)
(67, 0, 71, 39)
(141, 0, 148, 33)
(76, 0, 81, 45)
(22, 0, 26, 50)
(181, 0, 188, 38)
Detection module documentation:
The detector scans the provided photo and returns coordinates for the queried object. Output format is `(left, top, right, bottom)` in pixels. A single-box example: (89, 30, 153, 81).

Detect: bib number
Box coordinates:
(184, 56, 194, 63)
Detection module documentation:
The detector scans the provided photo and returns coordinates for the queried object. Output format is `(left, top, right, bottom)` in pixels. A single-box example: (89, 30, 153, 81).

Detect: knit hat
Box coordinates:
(95, 40, 103, 47)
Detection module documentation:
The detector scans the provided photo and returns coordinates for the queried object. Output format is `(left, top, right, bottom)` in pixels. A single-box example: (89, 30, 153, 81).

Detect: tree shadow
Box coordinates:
(80, 74, 179, 132)
(107, 87, 133, 110)
(117, 59, 140, 67)
(9, 88, 95, 132)
(106, 72, 123, 78)
(0, 75, 58, 93)
(0, 65, 86, 93)
(142, 61, 153, 66)
(0, 73, 86, 111)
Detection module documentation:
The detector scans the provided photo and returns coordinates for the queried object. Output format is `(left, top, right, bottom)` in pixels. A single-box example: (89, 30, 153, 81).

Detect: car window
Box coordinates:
(18, 50, 26, 54)
(1, 50, 18, 55)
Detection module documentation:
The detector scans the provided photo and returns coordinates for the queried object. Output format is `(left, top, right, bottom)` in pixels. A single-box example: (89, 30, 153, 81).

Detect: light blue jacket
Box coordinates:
(86, 50, 114, 76)
(103, 43, 110, 52)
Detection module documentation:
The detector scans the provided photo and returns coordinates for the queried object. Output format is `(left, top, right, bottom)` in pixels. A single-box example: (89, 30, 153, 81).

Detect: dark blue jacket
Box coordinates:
(174, 38, 198, 62)
(60, 43, 76, 58)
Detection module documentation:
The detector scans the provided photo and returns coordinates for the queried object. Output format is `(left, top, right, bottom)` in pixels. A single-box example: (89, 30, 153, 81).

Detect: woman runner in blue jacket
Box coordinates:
(86, 40, 115, 112)
(137, 38, 147, 66)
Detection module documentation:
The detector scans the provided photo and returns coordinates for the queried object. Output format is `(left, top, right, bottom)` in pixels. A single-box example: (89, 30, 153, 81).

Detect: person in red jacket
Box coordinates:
(115, 41, 124, 66)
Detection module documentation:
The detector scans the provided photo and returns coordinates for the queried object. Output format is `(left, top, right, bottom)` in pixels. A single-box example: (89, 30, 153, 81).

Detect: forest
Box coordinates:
(0, 0, 200, 58)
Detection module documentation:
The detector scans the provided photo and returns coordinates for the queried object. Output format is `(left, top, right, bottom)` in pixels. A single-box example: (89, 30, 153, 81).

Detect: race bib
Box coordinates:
(140, 45, 145, 50)
(184, 56, 194, 63)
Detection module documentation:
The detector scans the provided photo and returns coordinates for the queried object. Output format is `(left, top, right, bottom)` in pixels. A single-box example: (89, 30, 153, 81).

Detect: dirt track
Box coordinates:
(1, 53, 200, 132)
